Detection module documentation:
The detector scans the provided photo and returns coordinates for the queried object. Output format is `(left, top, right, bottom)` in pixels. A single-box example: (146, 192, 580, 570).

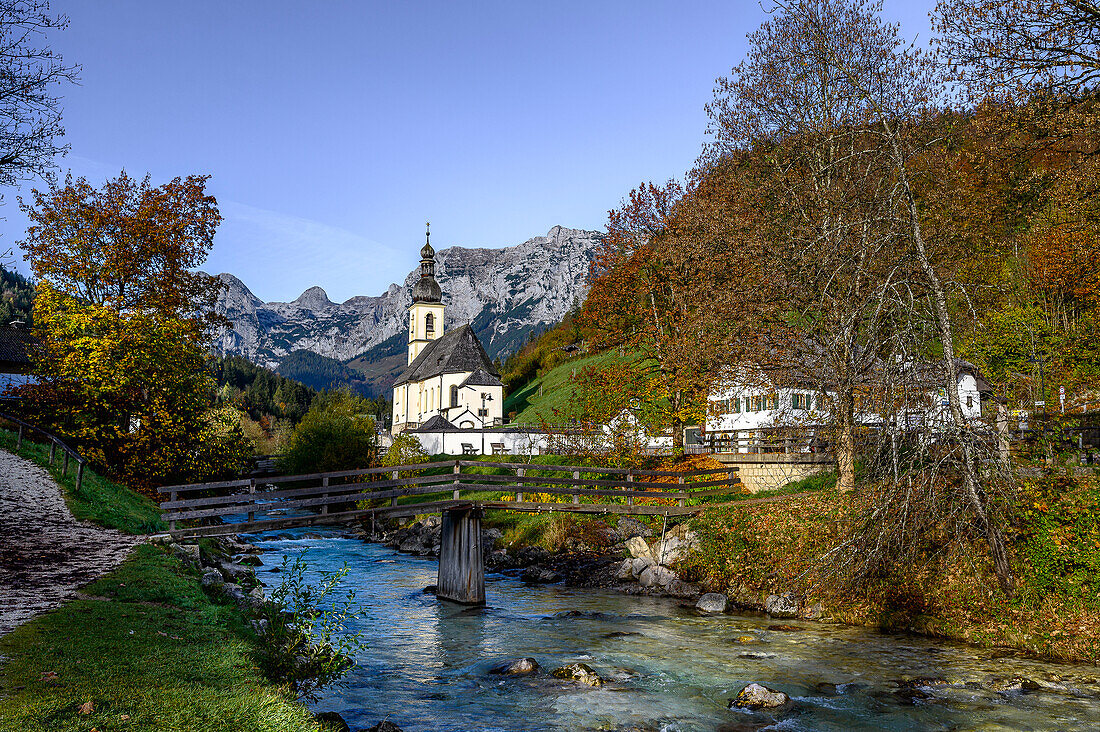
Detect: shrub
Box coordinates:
(280, 389, 377, 474)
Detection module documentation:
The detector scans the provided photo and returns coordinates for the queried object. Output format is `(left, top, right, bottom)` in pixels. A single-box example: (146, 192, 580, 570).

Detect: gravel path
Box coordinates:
(0, 450, 140, 636)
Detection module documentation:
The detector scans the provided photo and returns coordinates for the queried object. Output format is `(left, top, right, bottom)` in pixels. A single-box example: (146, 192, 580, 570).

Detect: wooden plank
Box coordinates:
(157, 478, 254, 494)
(448, 481, 739, 501)
(449, 473, 735, 491)
(159, 460, 459, 494)
(454, 460, 735, 478)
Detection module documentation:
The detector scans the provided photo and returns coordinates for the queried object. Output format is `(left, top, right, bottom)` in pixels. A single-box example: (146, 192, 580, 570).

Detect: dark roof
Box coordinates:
(0, 327, 36, 366)
(412, 275, 442, 303)
(460, 367, 503, 388)
(415, 415, 457, 431)
(393, 324, 498, 386)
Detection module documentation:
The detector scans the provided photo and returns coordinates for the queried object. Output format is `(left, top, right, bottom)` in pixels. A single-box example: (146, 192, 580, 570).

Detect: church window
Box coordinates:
(425, 313, 434, 334)
(478, 408, 488, 417)
(451, 385, 459, 407)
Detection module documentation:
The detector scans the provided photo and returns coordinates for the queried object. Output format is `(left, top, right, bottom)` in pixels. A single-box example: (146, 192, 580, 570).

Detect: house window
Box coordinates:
(730, 397, 741, 413)
(792, 393, 808, 410)
(966, 394, 973, 409)
(767, 394, 778, 410)
(478, 408, 488, 417)
(451, 385, 459, 407)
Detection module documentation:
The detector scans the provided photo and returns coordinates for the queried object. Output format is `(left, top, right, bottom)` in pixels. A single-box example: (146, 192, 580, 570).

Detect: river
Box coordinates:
(247, 529, 1100, 731)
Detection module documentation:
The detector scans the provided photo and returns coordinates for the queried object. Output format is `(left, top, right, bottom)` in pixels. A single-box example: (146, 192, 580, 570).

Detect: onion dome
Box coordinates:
(412, 223, 442, 303)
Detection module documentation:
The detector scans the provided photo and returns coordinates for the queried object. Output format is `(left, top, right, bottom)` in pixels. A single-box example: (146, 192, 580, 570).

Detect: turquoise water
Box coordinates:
(248, 530, 1100, 731)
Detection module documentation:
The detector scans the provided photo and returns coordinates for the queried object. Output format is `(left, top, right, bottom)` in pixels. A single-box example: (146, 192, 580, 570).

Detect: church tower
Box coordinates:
(408, 223, 445, 364)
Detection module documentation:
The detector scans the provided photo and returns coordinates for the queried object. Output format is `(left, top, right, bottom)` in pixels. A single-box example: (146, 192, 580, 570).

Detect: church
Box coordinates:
(391, 228, 504, 435)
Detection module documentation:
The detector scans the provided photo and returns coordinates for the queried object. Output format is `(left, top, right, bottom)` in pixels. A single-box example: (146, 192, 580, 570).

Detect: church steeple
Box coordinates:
(407, 222, 445, 364)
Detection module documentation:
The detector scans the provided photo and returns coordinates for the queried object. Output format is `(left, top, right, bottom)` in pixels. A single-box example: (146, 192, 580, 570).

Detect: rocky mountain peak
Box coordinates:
(292, 286, 333, 311)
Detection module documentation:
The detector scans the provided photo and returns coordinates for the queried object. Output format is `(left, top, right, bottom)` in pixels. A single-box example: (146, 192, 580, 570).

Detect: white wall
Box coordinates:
(411, 429, 549, 456)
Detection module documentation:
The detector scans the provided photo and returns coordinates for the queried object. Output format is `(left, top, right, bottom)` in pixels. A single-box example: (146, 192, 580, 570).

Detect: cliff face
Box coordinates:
(213, 225, 602, 372)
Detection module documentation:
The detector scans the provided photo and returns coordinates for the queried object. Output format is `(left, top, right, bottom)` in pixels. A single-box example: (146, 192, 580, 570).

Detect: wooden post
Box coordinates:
(49, 440, 56, 465)
(453, 459, 461, 500)
(62, 451, 69, 476)
(515, 466, 524, 502)
(247, 478, 256, 523)
(391, 470, 399, 506)
(436, 508, 485, 605)
(170, 489, 177, 532)
(76, 461, 84, 495)
(678, 475, 686, 507)
(16, 425, 22, 449)
(321, 475, 329, 515)
(572, 470, 580, 504)
(626, 470, 633, 507)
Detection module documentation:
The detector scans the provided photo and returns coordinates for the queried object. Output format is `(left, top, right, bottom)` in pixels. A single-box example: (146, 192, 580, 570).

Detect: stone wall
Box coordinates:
(713, 453, 832, 492)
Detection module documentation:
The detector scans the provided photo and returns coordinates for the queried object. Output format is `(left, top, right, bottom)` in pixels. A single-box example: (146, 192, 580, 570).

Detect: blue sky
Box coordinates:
(1, 1, 934, 303)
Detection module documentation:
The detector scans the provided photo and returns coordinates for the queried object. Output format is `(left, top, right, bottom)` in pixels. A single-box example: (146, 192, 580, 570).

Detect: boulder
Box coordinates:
(219, 561, 253, 584)
(654, 524, 697, 565)
(170, 542, 201, 567)
(729, 683, 791, 710)
(666, 579, 701, 599)
(638, 565, 676, 588)
(314, 711, 350, 732)
(765, 592, 799, 619)
(552, 663, 602, 688)
(238, 555, 263, 567)
(615, 559, 635, 580)
(805, 601, 825, 620)
(626, 536, 653, 560)
(201, 569, 225, 591)
(488, 658, 540, 676)
(521, 566, 560, 584)
(695, 593, 728, 613)
(630, 557, 655, 577)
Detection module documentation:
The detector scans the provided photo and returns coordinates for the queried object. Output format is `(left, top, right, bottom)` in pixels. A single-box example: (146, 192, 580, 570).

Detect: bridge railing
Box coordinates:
(158, 460, 742, 539)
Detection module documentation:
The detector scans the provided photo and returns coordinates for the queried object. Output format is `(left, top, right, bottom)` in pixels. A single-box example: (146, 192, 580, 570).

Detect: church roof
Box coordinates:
(393, 324, 498, 386)
(459, 367, 503, 388)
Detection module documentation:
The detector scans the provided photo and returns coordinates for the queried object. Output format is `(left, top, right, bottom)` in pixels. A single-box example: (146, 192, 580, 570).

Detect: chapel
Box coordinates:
(391, 227, 504, 434)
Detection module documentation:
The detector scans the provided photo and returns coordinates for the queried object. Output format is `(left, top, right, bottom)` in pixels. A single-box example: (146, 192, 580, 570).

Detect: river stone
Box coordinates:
(696, 593, 728, 613)
(616, 517, 653, 540)
(489, 658, 540, 676)
(729, 683, 791, 710)
(616, 558, 635, 580)
(666, 579, 701, 599)
(631, 557, 655, 577)
(522, 566, 560, 584)
(238, 555, 263, 567)
(638, 565, 676, 588)
(654, 525, 697, 565)
(806, 601, 825, 620)
(765, 592, 799, 619)
(170, 542, 201, 567)
(552, 663, 603, 687)
(314, 711, 350, 732)
(366, 722, 404, 732)
(219, 561, 253, 583)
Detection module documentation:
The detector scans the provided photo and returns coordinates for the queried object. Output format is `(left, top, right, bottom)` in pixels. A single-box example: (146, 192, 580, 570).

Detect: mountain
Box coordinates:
(213, 225, 602, 396)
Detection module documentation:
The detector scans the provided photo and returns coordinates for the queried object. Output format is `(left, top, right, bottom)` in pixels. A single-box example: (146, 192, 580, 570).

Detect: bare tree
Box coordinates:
(0, 1, 77, 188)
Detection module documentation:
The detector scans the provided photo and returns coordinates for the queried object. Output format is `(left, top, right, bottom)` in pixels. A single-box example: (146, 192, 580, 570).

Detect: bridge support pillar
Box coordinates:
(437, 508, 485, 605)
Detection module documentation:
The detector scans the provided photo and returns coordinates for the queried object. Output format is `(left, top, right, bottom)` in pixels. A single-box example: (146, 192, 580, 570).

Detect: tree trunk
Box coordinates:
(836, 388, 857, 492)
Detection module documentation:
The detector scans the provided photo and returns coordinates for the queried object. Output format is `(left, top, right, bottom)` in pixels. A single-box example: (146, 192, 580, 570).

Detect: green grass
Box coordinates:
(503, 349, 626, 425)
(0, 545, 326, 732)
(0, 428, 164, 535)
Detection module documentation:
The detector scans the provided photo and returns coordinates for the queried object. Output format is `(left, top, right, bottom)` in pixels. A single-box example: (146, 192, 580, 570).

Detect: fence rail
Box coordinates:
(159, 460, 742, 538)
(0, 410, 87, 492)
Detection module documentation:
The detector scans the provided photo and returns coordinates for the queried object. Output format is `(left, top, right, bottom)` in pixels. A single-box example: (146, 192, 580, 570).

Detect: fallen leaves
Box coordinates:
(79, 700, 94, 714)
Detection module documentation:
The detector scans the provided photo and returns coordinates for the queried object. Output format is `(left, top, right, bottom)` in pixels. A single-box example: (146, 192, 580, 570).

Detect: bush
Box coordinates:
(280, 390, 377, 474)
(381, 432, 429, 470)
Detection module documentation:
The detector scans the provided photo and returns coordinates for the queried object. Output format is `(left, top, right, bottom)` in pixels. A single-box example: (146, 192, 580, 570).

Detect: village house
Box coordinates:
(704, 359, 994, 452)
(391, 229, 504, 435)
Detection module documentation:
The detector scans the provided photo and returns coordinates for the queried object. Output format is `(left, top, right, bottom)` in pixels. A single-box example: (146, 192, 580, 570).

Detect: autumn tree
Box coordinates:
(18, 171, 248, 488)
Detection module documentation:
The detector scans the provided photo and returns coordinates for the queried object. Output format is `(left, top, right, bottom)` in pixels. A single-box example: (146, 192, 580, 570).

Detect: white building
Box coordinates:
(704, 359, 993, 451)
(391, 230, 504, 434)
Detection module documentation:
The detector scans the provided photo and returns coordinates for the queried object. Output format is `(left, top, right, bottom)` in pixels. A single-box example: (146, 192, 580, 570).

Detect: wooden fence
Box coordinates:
(0, 410, 87, 492)
(159, 460, 742, 539)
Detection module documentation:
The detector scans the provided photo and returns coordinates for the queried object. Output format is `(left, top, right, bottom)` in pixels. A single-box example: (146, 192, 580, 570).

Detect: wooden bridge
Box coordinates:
(159, 460, 742, 605)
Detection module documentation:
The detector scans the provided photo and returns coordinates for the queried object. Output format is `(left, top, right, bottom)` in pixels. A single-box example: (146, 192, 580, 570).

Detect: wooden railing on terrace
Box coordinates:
(0, 410, 87, 491)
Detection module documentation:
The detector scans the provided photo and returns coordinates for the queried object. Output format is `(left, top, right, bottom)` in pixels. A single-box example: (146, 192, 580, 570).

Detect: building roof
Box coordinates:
(0, 327, 36, 367)
(460, 367, 503, 388)
(415, 414, 457, 431)
(393, 324, 498, 386)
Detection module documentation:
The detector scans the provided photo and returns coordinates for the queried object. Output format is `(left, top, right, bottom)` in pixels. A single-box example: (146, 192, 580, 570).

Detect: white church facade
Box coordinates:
(391, 230, 504, 435)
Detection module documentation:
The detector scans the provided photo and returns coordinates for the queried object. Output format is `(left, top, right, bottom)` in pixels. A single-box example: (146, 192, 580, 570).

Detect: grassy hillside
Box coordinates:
(503, 348, 626, 425)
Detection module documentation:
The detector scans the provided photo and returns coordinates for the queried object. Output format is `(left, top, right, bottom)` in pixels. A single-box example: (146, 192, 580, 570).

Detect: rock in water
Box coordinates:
(765, 592, 799, 619)
(616, 517, 653, 540)
(630, 557, 655, 577)
(521, 566, 560, 584)
(201, 569, 225, 591)
(696, 593, 728, 613)
(552, 663, 603, 687)
(729, 683, 791, 710)
(638, 565, 676, 588)
(615, 558, 635, 580)
(489, 658, 540, 676)
(314, 711, 350, 732)
(366, 722, 404, 732)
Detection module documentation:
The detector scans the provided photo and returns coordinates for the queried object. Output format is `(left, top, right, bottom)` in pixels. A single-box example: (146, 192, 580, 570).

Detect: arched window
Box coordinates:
(450, 385, 459, 407)
(425, 313, 434, 334)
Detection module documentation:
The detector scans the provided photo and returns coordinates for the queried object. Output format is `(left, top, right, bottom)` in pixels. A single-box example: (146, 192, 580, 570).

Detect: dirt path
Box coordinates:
(0, 450, 140, 637)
